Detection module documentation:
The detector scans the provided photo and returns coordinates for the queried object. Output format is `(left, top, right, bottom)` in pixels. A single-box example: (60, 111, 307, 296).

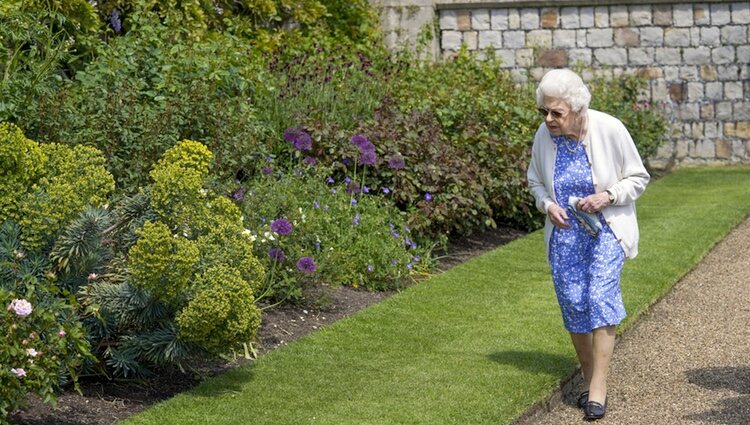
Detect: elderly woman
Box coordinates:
(527, 69, 650, 421)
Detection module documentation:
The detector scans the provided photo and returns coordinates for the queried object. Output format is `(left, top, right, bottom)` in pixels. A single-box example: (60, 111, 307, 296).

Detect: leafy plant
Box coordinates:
(0, 222, 92, 421)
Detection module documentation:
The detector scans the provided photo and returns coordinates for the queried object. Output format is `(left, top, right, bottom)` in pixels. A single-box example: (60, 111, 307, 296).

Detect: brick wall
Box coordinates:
(373, 1, 750, 169)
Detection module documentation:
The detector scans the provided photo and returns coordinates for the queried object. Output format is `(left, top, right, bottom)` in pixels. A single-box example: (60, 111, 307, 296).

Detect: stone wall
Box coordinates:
(372, 1, 750, 169)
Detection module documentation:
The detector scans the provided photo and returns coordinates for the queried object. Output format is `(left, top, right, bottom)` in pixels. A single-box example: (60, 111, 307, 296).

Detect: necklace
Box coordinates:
(563, 137, 581, 152)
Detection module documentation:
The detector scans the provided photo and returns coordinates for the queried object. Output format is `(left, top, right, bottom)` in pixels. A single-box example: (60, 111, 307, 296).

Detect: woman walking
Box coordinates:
(527, 69, 650, 421)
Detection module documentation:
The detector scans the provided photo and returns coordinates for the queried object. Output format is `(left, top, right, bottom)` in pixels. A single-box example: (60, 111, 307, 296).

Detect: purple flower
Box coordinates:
(271, 218, 293, 235)
(382, 187, 391, 194)
(391, 230, 400, 238)
(406, 262, 413, 270)
(261, 216, 267, 224)
(11, 368, 26, 378)
(110, 9, 122, 34)
(363, 186, 370, 194)
(342, 158, 353, 166)
(412, 256, 421, 263)
(359, 150, 376, 166)
(268, 248, 285, 262)
(303, 156, 317, 166)
(351, 198, 358, 206)
(265, 155, 273, 162)
(8, 299, 32, 317)
(367, 264, 374, 272)
(347, 181, 360, 194)
(388, 155, 405, 170)
(331, 188, 337, 194)
(314, 242, 321, 250)
(231, 187, 246, 201)
(344, 176, 352, 184)
(353, 214, 360, 225)
(284, 127, 312, 151)
(351, 135, 375, 154)
(261, 166, 273, 175)
(326, 176, 335, 184)
(388, 223, 395, 229)
(391, 258, 398, 265)
(424, 192, 433, 201)
(296, 256, 316, 273)
(405, 237, 414, 249)
(313, 200, 320, 209)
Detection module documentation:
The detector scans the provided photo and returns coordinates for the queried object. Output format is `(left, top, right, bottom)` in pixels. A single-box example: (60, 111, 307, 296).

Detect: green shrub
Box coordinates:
(237, 161, 430, 298)
(0, 123, 115, 252)
(0, 222, 92, 420)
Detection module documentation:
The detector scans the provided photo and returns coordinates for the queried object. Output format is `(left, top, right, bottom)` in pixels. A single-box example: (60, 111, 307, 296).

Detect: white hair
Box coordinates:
(535, 69, 591, 113)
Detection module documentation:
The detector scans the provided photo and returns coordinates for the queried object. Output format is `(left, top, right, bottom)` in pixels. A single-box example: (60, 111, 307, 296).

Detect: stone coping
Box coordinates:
(435, 0, 736, 9)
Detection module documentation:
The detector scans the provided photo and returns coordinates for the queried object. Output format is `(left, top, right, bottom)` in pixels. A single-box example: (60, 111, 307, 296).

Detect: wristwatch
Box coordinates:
(606, 189, 615, 205)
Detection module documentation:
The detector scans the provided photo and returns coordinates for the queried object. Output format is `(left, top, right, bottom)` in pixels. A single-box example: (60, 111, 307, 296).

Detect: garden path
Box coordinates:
(518, 217, 750, 425)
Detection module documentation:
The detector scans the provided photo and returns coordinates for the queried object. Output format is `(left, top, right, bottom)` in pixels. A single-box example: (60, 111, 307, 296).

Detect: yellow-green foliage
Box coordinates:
(176, 264, 261, 352)
(149, 140, 212, 231)
(128, 221, 200, 301)
(6, 0, 101, 33)
(127, 139, 265, 352)
(0, 123, 115, 251)
(0, 122, 47, 219)
(196, 223, 264, 293)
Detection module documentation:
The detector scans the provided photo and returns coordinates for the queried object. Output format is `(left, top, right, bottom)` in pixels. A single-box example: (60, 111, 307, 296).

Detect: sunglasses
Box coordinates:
(537, 107, 567, 119)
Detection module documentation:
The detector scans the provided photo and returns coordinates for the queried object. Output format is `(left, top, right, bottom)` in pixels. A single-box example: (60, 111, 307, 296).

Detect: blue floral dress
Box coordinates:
(549, 135, 626, 334)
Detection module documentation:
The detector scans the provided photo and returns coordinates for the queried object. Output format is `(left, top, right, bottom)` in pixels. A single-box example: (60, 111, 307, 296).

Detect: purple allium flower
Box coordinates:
(388, 155, 405, 170)
(271, 218, 293, 235)
(110, 9, 122, 34)
(8, 299, 32, 317)
(367, 264, 374, 272)
(268, 247, 285, 262)
(326, 176, 335, 184)
(11, 368, 26, 378)
(360, 150, 376, 166)
(303, 156, 317, 166)
(353, 214, 360, 225)
(350, 134, 369, 148)
(261, 166, 273, 175)
(284, 127, 312, 151)
(382, 187, 391, 194)
(231, 187, 246, 201)
(296, 256, 316, 273)
(424, 192, 433, 201)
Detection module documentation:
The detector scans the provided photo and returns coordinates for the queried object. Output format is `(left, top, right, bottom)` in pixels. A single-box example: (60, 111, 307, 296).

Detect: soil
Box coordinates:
(9, 225, 527, 425)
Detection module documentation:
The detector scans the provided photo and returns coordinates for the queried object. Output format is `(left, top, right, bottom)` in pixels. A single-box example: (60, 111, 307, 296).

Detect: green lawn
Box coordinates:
(123, 166, 750, 425)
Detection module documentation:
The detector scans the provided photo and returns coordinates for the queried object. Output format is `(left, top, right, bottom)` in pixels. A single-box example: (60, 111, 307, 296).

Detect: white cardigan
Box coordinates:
(527, 109, 650, 259)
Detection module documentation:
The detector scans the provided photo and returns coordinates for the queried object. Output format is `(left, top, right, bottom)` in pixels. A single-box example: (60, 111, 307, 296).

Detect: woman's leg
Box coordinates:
(587, 325, 617, 404)
(570, 332, 594, 389)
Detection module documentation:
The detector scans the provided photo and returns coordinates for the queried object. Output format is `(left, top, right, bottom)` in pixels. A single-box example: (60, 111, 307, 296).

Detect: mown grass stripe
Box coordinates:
(123, 166, 750, 425)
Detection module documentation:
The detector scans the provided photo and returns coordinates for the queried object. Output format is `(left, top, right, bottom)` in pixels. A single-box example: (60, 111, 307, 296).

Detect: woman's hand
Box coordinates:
(577, 192, 611, 214)
(547, 204, 571, 229)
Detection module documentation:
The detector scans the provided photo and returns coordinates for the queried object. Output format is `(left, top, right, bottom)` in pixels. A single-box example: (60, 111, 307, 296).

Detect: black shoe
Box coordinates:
(576, 391, 589, 409)
(584, 399, 607, 420)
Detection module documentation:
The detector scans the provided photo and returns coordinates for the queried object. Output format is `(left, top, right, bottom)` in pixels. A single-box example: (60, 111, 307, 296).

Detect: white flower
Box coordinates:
(11, 368, 26, 378)
(27, 348, 38, 357)
(8, 299, 32, 317)
(199, 189, 208, 196)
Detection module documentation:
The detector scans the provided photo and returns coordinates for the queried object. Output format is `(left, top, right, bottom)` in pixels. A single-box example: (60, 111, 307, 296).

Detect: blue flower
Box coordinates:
(391, 231, 400, 238)
(424, 192, 433, 201)
(391, 258, 398, 265)
(406, 262, 413, 270)
(110, 9, 122, 33)
(367, 264, 374, 272)
(351, 198, 358, 206)
(326, 176, 335, 184)
(382, 187, 391, 194)
(313, 200, 320, 209)
(353, 214, 360, 225)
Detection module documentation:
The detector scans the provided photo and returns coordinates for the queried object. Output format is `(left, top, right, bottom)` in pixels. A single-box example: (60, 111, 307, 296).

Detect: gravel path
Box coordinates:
(521, 217, 750, 425)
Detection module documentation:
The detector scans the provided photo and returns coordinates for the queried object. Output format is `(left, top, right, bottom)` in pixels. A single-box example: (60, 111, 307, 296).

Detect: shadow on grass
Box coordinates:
(487, 350, 577, 377)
